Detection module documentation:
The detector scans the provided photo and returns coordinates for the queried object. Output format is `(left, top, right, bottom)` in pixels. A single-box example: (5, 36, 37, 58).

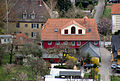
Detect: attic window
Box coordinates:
(71, 27, 75, 34)
(54, 28, 58, 32)
(64, 30, 68, 34)
(78, 29, 82, 34)
(31, 11, 35, 19)
(22, 10, 27, 19)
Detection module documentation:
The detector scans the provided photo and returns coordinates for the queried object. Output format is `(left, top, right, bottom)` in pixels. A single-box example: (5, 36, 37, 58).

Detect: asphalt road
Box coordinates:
(94, 0, 105, 23)
(99, 47, 111, 81)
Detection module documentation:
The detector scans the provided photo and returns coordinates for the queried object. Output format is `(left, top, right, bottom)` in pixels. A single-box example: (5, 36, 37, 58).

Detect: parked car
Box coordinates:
(111, 64, 117, 69)
(108, 0, 119, 3)
(84, 64, 94, 69)
(116, 65, 120, 71)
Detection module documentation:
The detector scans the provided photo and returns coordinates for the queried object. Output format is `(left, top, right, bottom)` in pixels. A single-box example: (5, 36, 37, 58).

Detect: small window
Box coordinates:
(25, 24, 28, 27)
(54, 28, 58, 32)
(16, 23, 20, 28)
(4, 39, 7, 42)
(48, 41, 52, 45)
(71, 41, 75, 46)
(31, 24, 39, 29)
(77, 41, 81, 46)
(64, 41, 68, 45)
(65, 30, 68, 34)
(56, 41, 60, 45)
(94, 41, 98, 45)
(41, 24, 44, 28)
(78, 29, 82, 34)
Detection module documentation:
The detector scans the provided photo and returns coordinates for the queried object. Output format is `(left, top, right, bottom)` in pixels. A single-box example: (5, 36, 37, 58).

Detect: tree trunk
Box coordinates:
(9, 44, 13, 64)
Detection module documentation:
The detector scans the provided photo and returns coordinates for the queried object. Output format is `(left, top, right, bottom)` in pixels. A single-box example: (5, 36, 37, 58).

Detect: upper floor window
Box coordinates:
(71, 41, 75, 46)
(94, 41, 98, 45)
(25, 24, 28, 27)
(64, 41, 68, 45)
(16, 23, 20, 28)
(48, 41, 52, 45)
(56, 41, 60, 45)
(78, 29, 82, 34)
(41, 23, 44, 28)
(71, 27, 75, 34)
(77, 41, 81, 46)
(65, 30, 68, 34)
(31, 24, 39, 29)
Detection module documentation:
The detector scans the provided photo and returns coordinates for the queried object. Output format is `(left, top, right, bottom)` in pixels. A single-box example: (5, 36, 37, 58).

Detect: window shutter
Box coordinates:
(32, 24, 33, 28)
(37, 24, 39, 28)
(31, 32, 33, 37)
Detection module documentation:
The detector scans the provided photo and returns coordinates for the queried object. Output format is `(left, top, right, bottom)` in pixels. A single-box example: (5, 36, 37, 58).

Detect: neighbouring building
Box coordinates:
(112, 35, 120, 64)
(5, 0, 50, 39)
(0, 35, 13, 44)
(112, 4, 120, 34)
(45, 68, 86, 81)
(41, 17, 100, 50)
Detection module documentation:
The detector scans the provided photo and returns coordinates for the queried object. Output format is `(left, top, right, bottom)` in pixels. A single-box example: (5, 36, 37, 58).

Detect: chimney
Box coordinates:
(39, 0, 42, 6)
(83, 16, 88, 24)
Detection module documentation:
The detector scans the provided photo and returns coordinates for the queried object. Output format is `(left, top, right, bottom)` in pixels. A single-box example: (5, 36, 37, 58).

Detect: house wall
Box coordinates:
(43, 41, 99, 49)
(61, 24, 86, 35)
(8, 22, 43, 39)
(112, 15, 120, 34)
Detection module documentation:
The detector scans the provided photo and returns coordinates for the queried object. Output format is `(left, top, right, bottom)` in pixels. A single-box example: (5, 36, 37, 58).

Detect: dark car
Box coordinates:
(108, 0, 119, 3)
(84, 64, 94, 69)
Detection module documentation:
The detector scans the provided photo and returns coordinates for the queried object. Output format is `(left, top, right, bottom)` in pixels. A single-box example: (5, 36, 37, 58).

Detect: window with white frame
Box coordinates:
(31, 23, 39, 29)
(64, 41, 68, 45)
(94, 41, 98, 45)
(48, 41, 52, 45)
(31, 32, 37, 38)
(22, 10, 27, 19)
(56, 41, 60, 45)
(77, 41, 81, 46)
(71, 41, 75, 46)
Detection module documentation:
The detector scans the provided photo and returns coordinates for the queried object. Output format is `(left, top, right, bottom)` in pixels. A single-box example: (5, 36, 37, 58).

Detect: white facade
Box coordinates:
(112, 15, 120, 34)
(61, 24, 86, 35)
(0, 35, 13, 44)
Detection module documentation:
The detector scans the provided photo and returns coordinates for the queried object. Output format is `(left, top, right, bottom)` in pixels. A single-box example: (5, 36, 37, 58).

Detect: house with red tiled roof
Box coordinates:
(41, 17, 100, 49)
(112, 4, 120, 34)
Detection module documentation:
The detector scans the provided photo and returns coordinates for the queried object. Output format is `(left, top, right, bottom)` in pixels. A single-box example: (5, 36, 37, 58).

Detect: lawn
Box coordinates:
(111, 76, 120, 81)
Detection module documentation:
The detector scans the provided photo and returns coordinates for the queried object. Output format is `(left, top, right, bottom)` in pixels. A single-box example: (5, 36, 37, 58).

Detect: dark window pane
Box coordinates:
(65, 30, 68, 34)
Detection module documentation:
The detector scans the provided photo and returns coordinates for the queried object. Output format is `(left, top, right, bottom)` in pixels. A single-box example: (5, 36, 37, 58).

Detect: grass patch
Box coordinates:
(111, 76, 120, 81)
(103, 8, 112, 19)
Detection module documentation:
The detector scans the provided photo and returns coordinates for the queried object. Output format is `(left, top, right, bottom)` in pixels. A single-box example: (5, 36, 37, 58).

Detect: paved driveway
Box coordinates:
(99, 47, 111, 81)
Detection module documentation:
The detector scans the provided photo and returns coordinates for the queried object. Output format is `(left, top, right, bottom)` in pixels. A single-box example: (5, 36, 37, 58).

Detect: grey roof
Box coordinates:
(112, 35, 120, 52)
(80, 42, 100, 57)
(42, 54, 63, 58)
(59, 71, 81, 76)
(0, 35, 13, 38)
(7, 0, 50, 22)
(112, 35, 120, 59)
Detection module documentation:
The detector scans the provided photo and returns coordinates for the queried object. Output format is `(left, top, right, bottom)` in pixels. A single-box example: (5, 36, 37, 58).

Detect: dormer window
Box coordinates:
(65, 30, 68, 34)
(71, 27, 75, 34)
(31, 11, 35, 19)
(22, 10, 27, 19)
(78, 29, 82, 34)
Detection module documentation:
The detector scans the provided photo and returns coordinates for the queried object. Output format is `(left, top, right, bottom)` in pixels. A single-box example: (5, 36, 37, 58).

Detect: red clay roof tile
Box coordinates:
(112, 4, 120, 14)
(41, 18, 100, 41)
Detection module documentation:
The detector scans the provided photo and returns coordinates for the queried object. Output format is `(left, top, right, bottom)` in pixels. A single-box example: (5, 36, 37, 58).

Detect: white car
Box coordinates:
(111, 64, 117, 69)
(116, 65, 120, 71)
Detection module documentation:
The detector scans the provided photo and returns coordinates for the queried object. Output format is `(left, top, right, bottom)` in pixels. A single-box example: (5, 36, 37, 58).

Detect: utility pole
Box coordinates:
(6, 0, 8, 34)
